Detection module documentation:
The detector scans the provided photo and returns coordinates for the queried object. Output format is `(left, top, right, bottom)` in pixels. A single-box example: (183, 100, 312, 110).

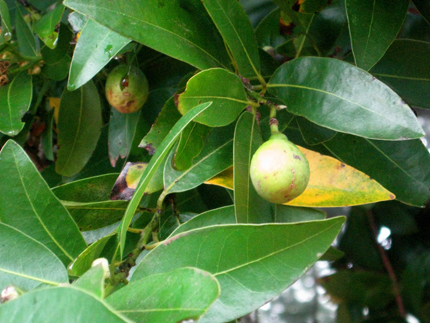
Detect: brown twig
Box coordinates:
(367, 210, 405, 317)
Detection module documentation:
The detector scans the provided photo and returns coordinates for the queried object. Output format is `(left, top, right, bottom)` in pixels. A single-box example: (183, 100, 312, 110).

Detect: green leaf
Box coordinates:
(178, 68, 251, 127)
(255, 8, 291, 53)
(164, 124, 235, 194)
(0, 223, 68, 291)
(68, 11, 88, 32)
(0, 71, 32, 136)
(0, 1, 12, 43)
(234, 112, 272, 223)
(174, 122, 212, 171)
(72, 264, 106, 298)
(370, 39, 430, 109)
(202, 0, 261, 79)
(268, 57, 424, 140)
(132, 217, 345, 323)
(322, 134, 430, 207)
(296, 116, 336, 145)
(108, 109, 140, 167)
(15, 7, 39, 57)
(345, 0, 408, 70)
(272, 204, 326, 222)
(108, 268, 220, 323)
(0, 287, 131, 323)
(34, 4, 65, 49)
(56, 80, 103, 177)
(412, 0, 430, 24)
(0, 140, 86, 265)
(63, 0, 230, 70)
(117, 102, 213, 258)
(52, 174, 119, 202)
(68, 19, 131, 91)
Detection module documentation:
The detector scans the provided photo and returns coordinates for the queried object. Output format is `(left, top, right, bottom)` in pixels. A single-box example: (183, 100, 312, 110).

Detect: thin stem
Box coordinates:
(269, 107, 279, 134)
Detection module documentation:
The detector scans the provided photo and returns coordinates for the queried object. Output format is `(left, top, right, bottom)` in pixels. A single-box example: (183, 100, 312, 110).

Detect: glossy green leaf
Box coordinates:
(174, 122, 212, 171)
(0, 72, 32, 136)
(296, 116, 336, 145)
(202, 0, 261, 79)
(268, 57, 424, 140)
(164, 124, 234, 194)
(272, 204, 326, 222)
(234, 112, 271, 223)
(412, 0, 430, 24)
(34, 4, 65, 49)
(63, 0, 230, 70)
(108, 268, 220, 323)
(68, 234, 114, 277)
(62, 200, 130, 231)
(370, 39, 430, 109)
(108, 109, 140, 167)
(139, 97, 182, 155)
(0, 140, 86, 265)
(0, 1, 12, 43)
(255, 8, 290, 52)
(345, 0, 408, 70)
(118, 102, 213, 258)
(73, 264, 106, 298)
(56, 80, 103, 177)
(68, 19, 131, 91)
(322, 134, 430, 206)
(15, 7, 39, 57)
(68, 11, 88, 32)
(133, 217, 345, 323)
(0, 287, 131, 323)
(178, 68, 250, 127)
(0, 223, 68, 291)
(52, 174, 119, 202)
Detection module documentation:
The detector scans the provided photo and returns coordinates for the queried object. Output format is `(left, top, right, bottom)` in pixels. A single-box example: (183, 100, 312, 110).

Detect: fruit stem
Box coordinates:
(269, 107, 279, 134)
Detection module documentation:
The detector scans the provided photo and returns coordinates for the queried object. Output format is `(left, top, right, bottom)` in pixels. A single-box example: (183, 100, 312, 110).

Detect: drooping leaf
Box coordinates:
(132, 217, 345, 323)
(107, 268, 220, 323)
(34, 4, 65, 49)
(345, 0, 409, 70)
(68, 18, 131, 91)
(412, 0, 430, 24)
(72, 264, 106, 299)
(0, 140, 86, 265)
(117, 102, 213, 258)
(268, 57, 424, 140)
(56, 80, 102, 177)
(296, 116, 336, 145)
(0, 72, 32, 136)
(370, 39, 430, 109)
(234, 111, 271, 223)
(202, 0, 261, 80)
(15, 7, 39, 57)
(63, 0, 230, 70)
(0, 287, 131, 323)
(0, 1, 12, 43)
(178, 68, 251, 127)
(0, 223, 68, 292)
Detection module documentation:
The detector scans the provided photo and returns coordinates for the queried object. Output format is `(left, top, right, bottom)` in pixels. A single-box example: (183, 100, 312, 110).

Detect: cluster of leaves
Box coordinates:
(0, 0, 429, 322)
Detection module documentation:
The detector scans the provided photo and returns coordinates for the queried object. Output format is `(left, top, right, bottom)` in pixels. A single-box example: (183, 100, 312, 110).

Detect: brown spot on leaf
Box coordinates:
(389, 194, 395, 200)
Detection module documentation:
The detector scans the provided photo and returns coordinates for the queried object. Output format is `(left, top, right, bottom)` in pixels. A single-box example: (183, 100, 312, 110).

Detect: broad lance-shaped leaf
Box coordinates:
(15, 7, 38, 57)
(202, 0, 261, 80)
(0, 72, 32, 136)
(56, 80, 102, 177)
(178, 68, 251, 127)
(0, 287, 131, 323)
(0, 140, 86, 265)
(34, 4, 65, 49)
(346, 0, 408, 71)
(63, 0, 230, 71)
(0, 223, 68, 292)
(234, 112, 272, 223)
(268, 57, 424, 140)
(117, 102, 213, 258)
(370, 39, 430, 109)
(132, 217, 345, 323)
(68, 18, 131, 91)
(107, 268, 220, 323)
(205, 145, 395, 207)
(296, 116, 336, 145)
(0, 1, 12, 43)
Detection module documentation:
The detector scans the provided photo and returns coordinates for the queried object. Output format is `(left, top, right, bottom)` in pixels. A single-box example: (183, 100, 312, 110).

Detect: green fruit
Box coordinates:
(250, 132, 310, 204)
(105, 65, 149, 113)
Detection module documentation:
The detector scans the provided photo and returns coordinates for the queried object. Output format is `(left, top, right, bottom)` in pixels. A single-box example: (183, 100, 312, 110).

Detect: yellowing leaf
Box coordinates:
(48, 97, 61, 124)
(205, 147, 395, 207)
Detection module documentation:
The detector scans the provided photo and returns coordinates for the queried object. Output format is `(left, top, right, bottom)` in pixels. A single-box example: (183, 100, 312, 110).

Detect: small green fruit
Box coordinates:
(105, 65, 149, 113)
(250, 132, 310, 204)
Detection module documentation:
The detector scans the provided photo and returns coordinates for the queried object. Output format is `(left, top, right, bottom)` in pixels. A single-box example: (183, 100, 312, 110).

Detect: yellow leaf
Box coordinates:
(48, 97, 61, 124)
(205, 146, 395, 207)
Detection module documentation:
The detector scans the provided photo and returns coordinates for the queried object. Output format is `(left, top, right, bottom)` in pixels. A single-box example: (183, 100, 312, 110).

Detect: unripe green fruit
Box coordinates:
(250, 132, 310, 204)
(105, 65, 149, 113)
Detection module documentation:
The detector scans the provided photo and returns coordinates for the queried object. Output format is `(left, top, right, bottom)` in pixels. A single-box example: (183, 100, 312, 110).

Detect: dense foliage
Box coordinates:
(0, 0, 430, 322)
